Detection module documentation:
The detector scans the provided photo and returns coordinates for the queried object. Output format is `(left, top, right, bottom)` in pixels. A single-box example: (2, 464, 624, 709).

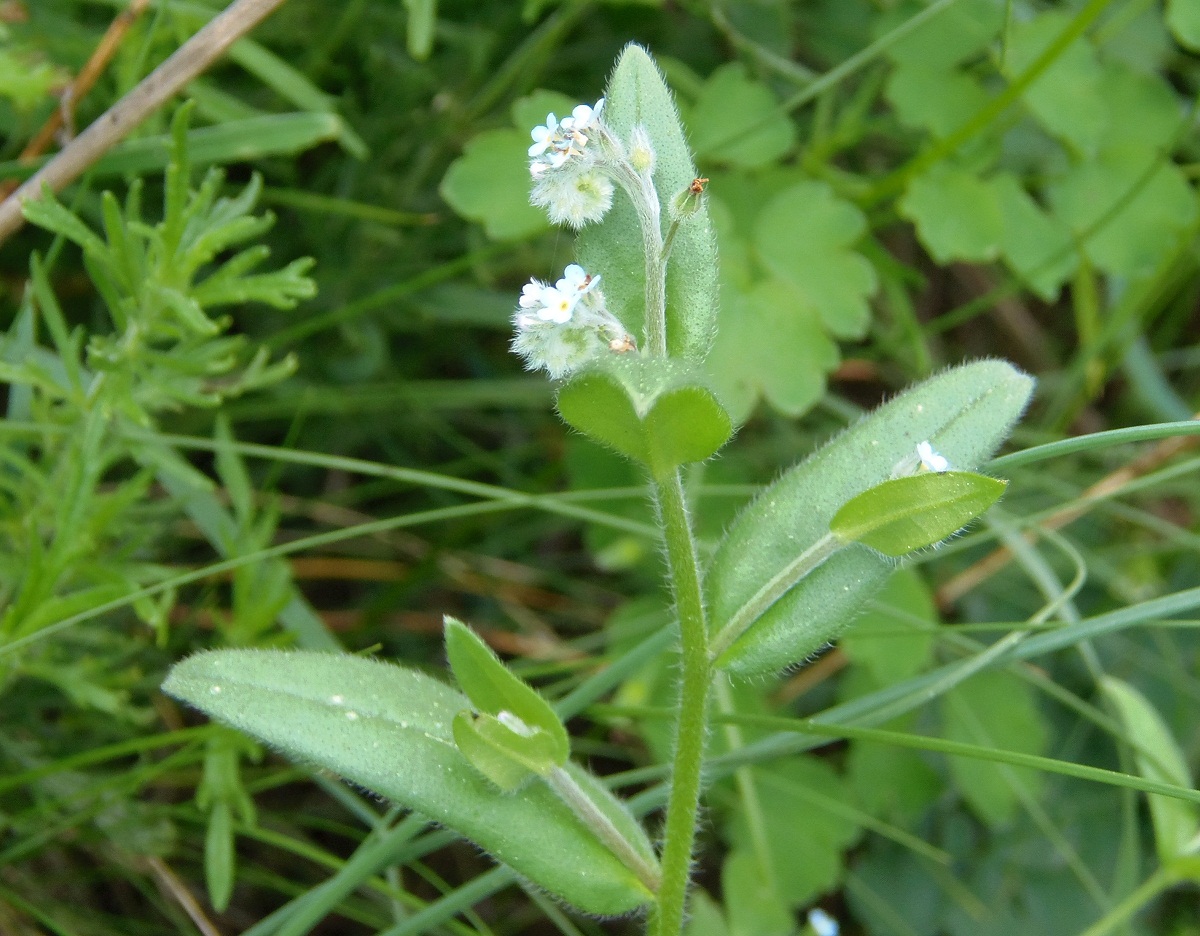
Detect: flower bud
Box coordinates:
(629, 125, 656, 176)
(669, 177, 708, 222)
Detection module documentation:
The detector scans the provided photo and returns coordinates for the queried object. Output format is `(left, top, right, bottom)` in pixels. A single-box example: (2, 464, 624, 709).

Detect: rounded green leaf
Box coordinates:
(709, 360, 1034, 677)
(162, 650, 654, 915)
(830, 471, 1007, 557)
(899, 166, 1004, 265)
(557, 356, 732, 479)
(439, 128, 548, 241)
(753, 181, 877, 340)
(444, 616, 567, 763)
(688, 63, 796, 168)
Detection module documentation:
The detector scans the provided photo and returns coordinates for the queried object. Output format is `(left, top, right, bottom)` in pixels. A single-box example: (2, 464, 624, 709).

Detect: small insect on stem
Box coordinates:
(689, 177, 709, 195)
(609, 333, 637, 353)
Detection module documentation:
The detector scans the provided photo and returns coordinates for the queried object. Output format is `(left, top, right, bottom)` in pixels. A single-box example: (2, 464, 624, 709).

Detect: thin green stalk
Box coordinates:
(651, 470, 712, 936)
(1075, 867, 1176, 936)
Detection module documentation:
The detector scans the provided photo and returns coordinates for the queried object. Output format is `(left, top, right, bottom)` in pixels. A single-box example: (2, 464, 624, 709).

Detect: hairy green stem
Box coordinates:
(545, 766, 661, 894)
(651, 470, 712, 936)
(601, 139, 668, 356)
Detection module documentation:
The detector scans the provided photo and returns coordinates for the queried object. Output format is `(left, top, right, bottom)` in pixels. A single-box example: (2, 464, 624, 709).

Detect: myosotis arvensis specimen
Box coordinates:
(164, 44, 1032, 934)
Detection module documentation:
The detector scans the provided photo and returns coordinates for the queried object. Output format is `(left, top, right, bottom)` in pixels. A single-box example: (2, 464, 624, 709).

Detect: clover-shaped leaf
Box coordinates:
(1004, 11, 1108, 157)
(688, 63, 795, 169)
(753, 181, 877, 340)
(899, 165, 1004, 265)
(439, 91, 575, 241)
(705, 279, 838, 425)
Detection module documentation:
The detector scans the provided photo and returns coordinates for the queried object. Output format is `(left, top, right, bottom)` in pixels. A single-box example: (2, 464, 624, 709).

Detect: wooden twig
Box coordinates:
(145, 856, 223, 936)
(0, 0, 292, 245)
(14, 0, 153, 172)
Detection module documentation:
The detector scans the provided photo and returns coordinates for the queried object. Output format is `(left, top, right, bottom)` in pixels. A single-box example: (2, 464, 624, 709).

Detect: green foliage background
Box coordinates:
(1, 0, 1200, 934)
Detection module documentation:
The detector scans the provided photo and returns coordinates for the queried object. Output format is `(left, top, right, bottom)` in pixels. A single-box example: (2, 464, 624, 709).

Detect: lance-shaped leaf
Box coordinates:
(162, 650, 655, 915)
(445, 617, 567, 789)
(577, 44, 718, 363)
(709, 360, 1033, 677)
(557, 355, 732, 479)
(1102, 676, 1199, 862)
(830, 472, 1007, 557)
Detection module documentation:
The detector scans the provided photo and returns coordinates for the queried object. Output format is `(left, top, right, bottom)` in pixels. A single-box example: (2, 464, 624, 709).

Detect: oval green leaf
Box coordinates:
(830, 471, 1007, 557)
(709, 360, 1034, 677)
(557, 356, 732, 479)
(162, 650, 654, 915)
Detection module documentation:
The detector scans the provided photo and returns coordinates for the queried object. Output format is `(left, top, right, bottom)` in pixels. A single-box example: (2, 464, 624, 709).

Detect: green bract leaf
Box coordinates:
(830, 471, 1007, 557)
(708, 360, 1033, 677)
(1102, 676, 1199, 861)
(899, 166, 1004, 264)
(444, 616, 568, 764)
(162, 650, 654, 914)
(753, 181, 877, 340)
(577, 44, 718, 362)
(452, 711, 561, 791)
(687, 63, 795, 168)
(557, 355, 732, 479)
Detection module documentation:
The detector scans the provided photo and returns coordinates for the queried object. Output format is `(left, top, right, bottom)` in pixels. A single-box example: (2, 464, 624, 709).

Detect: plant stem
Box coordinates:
(545, 766, 661, 894)
(601, 144, 667, 356)
(651, 470, 712, 936)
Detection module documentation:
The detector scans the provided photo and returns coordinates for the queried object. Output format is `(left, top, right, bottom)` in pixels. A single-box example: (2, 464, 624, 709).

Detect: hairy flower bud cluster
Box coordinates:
(528, 100, 615, 230)
(511, 264, 635, 380)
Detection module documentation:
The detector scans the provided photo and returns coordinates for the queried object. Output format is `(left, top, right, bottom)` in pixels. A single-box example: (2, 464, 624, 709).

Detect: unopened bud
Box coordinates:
(669, 177, 709, 221)
(629, 125, 656, 175)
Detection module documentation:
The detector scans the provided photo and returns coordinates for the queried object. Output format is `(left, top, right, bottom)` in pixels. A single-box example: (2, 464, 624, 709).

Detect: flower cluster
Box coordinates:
(511, 264, 634, 380)
(528, 99, 614, 230)
(528, 100, 605, 176)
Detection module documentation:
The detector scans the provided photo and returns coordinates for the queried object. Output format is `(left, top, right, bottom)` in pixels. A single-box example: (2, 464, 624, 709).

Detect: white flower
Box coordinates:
(528, 98, 605, 177)
(917, 440, 950, 473)
(511, 263, 632, 379)
(519, 280, 546, 309)
(497, 710, 537, 737)
(528, 113, 561, 157)
(556, 263, 600, 299)
(531, 168, 614, 229)
(807, 909, 839, 936)
(536, 285, 576, 324)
